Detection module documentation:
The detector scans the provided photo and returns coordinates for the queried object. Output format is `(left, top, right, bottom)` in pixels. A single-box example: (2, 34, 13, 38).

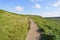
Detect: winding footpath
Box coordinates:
(26, 19, 40, 40)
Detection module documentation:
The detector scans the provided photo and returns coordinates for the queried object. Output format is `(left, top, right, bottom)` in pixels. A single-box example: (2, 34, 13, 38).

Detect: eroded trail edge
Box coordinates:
(26, 19, 40, 40)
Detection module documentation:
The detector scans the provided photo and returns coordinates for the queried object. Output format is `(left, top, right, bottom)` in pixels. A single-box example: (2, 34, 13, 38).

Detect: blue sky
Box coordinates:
(0, 0, 60, 17)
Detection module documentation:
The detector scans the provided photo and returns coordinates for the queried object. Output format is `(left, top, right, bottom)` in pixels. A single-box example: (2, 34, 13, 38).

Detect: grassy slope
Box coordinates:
(45, 17, 60, 23)
(31, 16, 60, 40)
(0, 10, 60, 40)
(0, 10, 29, 40)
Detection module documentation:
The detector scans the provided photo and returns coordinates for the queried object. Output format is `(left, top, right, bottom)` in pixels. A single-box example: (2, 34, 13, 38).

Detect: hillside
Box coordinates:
(0, 10, 60, 40)
(31, 16, 60, 40)
(45, 17, 60, 23)
(0, 10, 29, 40)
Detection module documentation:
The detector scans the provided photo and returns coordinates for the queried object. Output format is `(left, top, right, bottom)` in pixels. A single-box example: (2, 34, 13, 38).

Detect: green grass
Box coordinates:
(0, 9, 60, 40)
(45, 17, 60, 23)
(31, 16, 60, 40)
(0, 10, 29, 40)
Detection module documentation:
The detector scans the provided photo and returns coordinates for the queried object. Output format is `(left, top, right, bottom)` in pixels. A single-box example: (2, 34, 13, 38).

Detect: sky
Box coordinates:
(0, 0, 60, 17)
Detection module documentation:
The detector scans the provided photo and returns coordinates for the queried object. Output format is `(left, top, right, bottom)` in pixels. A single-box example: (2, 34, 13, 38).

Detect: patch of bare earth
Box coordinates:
(26, 19, 40, 40)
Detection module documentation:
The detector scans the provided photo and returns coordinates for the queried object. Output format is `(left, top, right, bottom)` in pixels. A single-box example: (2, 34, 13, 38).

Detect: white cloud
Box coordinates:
(15, 6, 24, 12)
(32, 4, 41, 9)
(20, 12, 60, 17)
(30, 0, 43, 2)
(52, 1, 60, 7)
(23, 12, 60, 17)
(40, 12, 60, 17)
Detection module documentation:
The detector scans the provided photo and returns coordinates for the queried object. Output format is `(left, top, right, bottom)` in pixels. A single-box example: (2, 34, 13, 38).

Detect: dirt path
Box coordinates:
(26, 19, 40, 40)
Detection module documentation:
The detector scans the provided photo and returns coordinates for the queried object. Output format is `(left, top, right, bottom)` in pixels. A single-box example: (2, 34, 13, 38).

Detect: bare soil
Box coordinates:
(26, 19, 40, 40)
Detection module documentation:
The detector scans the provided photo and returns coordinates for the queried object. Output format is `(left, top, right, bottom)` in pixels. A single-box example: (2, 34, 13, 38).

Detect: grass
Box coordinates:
(45, 17, 60, 23)
(0, 9, 60, 40)
(31, 16, 60, 40)
(0, 10, 29, 40)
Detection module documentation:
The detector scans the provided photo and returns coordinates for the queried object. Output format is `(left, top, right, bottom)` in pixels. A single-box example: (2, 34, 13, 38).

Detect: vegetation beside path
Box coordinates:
(0, 10, 29, 40)
(31, 16, 60, 40)
(0, 10, 60, 40)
